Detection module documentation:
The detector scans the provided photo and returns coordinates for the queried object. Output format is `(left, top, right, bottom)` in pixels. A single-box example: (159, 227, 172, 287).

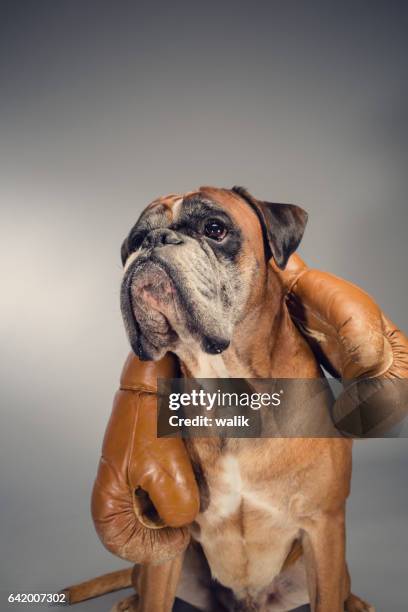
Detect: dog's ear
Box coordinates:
(232, 186, 308, 269)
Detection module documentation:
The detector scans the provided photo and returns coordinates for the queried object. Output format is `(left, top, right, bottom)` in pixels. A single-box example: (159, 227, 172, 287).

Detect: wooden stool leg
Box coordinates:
(62, 568, 133, 604)
(133, 552, 185, 612)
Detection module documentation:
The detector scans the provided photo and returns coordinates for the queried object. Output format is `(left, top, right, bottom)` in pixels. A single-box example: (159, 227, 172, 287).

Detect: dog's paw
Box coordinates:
(345, 593, 375, 612)
(110, 594, 139, 612)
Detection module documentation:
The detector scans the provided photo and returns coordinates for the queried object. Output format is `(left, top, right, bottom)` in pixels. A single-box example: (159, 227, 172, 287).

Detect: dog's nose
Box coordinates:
(143, 228, 183, 249)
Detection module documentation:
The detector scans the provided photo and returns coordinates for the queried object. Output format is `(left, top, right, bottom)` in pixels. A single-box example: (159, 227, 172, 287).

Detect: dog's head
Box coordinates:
(120, 186, 307, 361)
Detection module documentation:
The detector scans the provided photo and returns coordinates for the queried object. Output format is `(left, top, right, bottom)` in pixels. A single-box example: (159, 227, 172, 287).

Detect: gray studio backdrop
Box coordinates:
(1, 1, 407, 610)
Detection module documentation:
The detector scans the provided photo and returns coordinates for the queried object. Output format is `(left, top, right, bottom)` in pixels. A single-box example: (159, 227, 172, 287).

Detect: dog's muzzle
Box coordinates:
(121, 229, 232, 360)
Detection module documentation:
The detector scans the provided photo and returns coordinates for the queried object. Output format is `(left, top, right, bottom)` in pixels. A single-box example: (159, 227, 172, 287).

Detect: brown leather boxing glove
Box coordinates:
(91, 352, 200, 564)
(273, 255, 408, 436)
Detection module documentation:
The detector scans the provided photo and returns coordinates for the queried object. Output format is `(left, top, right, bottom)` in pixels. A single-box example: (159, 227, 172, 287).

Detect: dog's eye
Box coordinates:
(204, 220, 228, 241)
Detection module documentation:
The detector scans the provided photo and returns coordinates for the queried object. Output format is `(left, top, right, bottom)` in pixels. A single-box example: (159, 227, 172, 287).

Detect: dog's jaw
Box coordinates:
(174, 272, 289, 379)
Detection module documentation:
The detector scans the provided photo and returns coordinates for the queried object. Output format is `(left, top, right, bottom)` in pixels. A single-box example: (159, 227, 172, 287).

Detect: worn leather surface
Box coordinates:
(91, 353, 200, 564)
(92, 254, 408, 563)
(274, 254, 408, 435)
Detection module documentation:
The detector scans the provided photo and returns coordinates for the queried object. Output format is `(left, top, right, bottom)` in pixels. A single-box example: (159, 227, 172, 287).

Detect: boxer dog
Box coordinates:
(119, 187, 373, 612)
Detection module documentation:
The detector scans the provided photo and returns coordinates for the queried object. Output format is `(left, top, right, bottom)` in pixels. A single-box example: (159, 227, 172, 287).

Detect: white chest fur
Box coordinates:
(194, 352, 231, 378)
(198, 453, 291, 528)
(194, 453, 306, 602)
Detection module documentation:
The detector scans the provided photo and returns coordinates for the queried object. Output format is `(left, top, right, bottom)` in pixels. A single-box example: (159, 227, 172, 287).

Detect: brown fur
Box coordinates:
(157, 188, 372, 611)
(68, 187, 374, 611)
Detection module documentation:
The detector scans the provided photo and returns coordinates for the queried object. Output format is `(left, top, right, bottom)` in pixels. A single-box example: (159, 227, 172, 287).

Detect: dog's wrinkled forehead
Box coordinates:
(144, 192, 184, 220)
(145, 188, 227, 219)
(138, 187, 257, 229)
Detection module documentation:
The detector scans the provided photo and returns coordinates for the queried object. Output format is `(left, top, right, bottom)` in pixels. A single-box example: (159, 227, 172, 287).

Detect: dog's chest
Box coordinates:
(194, 449, 294, 531)
(191, 446, 305, 595)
